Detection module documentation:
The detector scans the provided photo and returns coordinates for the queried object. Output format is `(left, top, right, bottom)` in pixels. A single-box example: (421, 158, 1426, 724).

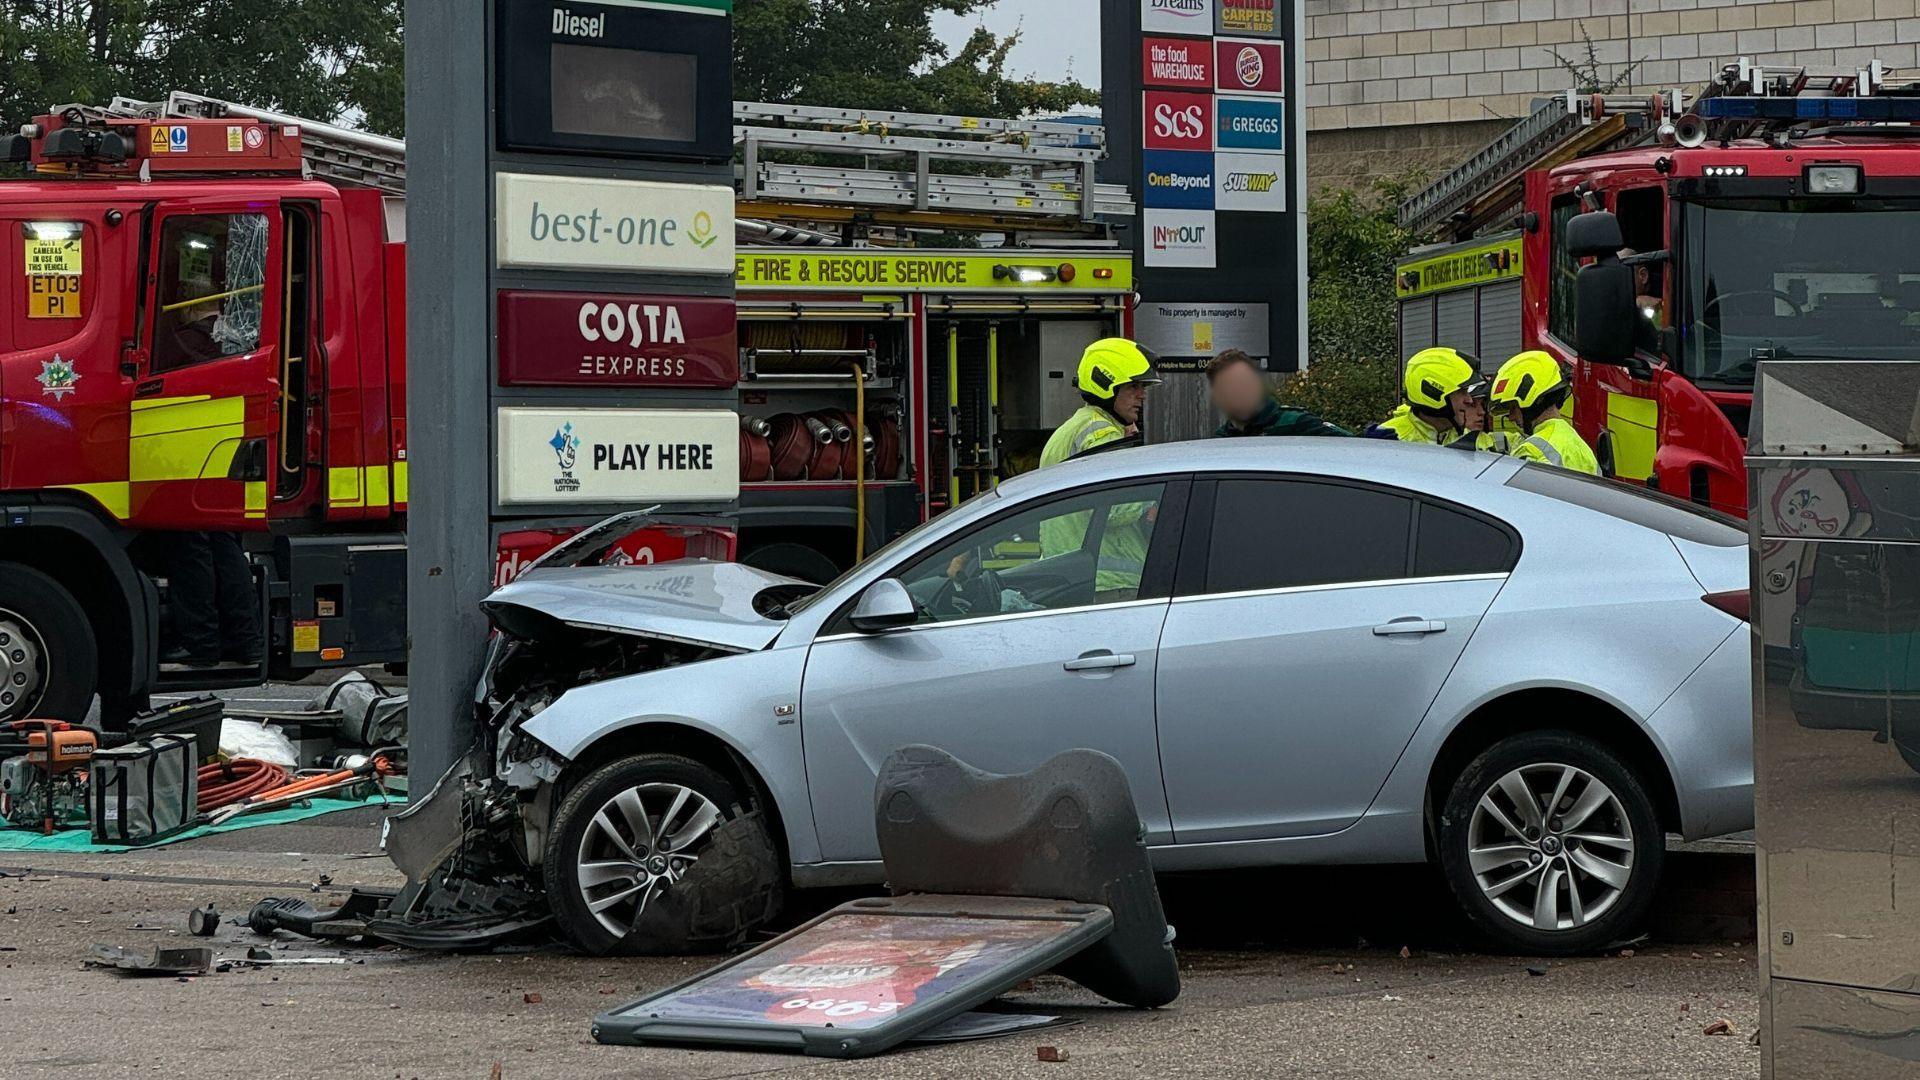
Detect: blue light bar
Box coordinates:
(1696, 96, 1920, 122)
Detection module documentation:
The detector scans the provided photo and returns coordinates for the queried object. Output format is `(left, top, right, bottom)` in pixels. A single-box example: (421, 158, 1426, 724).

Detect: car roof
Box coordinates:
(996, 437, 1515, 502)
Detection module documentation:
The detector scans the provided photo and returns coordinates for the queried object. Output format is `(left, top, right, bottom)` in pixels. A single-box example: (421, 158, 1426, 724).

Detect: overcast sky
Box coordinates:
(932, 0, 1104, 89)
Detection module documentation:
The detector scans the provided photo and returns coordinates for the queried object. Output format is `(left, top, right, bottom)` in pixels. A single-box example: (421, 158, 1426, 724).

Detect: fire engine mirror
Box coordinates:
(1564, 210, 1625, 260)
(1574, 260, 1637, 367)
(849, 579, 918, 633)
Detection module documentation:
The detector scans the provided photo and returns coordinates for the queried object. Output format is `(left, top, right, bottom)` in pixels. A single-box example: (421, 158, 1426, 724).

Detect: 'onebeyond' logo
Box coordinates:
(1147, 170, 1212, 191)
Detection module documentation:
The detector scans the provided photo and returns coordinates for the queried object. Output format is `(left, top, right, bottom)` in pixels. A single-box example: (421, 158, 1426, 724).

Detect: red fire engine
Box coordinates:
(1396, 58, 1920, 515)
(0, 93, 1133, 726)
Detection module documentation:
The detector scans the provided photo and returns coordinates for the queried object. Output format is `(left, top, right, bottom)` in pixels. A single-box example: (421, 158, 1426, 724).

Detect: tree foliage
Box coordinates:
(1277, 176, 1419, 431)
(0, 1, 405, 134)
(733, 0, 1097, 116)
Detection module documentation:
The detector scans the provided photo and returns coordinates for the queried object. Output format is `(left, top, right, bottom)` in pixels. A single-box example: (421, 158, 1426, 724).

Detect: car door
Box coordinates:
(800, 478, 1187, 863)
(1155, 476, 1516, 843)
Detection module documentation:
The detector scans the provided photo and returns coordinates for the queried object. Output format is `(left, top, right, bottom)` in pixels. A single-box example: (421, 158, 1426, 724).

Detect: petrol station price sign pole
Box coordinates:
(406, 0, 738, 783)
(1101, 0, 1306, 440)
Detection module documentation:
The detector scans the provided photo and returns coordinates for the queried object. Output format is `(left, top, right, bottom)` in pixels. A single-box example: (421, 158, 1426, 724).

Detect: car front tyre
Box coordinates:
(543, 753, 784, 956)
(1437, 731, 1664, 956)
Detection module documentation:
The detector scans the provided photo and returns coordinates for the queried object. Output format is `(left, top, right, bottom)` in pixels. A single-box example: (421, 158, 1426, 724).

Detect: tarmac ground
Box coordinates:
(4, 678, 1758, 1078)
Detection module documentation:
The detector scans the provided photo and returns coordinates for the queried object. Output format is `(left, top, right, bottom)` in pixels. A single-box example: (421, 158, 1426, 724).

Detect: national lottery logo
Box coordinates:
(1235, 46, 1264, 89)
(549, 422, 582, 493)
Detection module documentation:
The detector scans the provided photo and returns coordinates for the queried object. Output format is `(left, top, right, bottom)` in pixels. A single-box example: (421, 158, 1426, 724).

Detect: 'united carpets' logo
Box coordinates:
(36, 356, 79, 400)
(549, 423, 582, 493)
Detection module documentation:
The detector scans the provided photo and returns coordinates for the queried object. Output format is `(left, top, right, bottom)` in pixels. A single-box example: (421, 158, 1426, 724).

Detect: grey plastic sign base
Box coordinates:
(592, 894, 1113, 1058)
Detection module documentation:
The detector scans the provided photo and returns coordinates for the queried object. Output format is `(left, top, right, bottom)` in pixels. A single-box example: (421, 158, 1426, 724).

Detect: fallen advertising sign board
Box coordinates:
(593, 894, 1112, 1057)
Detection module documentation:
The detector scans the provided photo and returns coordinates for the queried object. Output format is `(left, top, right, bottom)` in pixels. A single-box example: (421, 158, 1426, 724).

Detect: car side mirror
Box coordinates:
(848, 578, 918, 633)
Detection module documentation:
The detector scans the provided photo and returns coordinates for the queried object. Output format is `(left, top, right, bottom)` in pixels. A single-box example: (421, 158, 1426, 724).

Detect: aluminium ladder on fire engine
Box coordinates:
(733, 101, 1133, 230)
(1398, 90, 1669, 242)
(92, 91, 409, 195)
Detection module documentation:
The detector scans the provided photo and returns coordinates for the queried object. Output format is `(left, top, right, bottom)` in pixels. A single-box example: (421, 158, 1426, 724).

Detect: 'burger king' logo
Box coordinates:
(1236, 46, 1264, 88)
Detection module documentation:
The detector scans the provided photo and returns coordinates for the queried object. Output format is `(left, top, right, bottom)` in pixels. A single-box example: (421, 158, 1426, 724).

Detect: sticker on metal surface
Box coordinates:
(293, 621, 321, 653)
(593, 894, 1112, 1058)
(34, 356, 80, 398)
(226, 125, 243, 152)
(25, 232, 81, 275)
(149, 126, 170, 155)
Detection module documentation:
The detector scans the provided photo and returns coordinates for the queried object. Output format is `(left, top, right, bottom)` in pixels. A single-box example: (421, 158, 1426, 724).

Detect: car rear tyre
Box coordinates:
(1437, 731, 1664, 955)
(543, 753, 784, 956)
(0, 562, 96, 725)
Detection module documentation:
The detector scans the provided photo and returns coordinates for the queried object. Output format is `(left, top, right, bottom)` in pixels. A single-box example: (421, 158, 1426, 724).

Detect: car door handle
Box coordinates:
(1373, 619, 1447, 636)
(1064, 651, 1137, 671)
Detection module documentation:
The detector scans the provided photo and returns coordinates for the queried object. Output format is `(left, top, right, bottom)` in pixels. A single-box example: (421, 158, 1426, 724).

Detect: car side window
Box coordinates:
(1414, 501, 1518, 576)
(893, 482, 1169, 624)
(1205, 479, 1413, 592)
(151, 213, 270, 374)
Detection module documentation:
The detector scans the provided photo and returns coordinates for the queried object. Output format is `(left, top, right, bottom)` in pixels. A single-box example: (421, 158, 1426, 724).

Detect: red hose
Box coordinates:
(197, 758, 288, 812)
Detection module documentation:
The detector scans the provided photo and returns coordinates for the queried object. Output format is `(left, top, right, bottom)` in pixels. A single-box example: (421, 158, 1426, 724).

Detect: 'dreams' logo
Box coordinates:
(1149, 0, 1208, 17)
(549, 422, 582, 493)
(552, 7, 605, 37)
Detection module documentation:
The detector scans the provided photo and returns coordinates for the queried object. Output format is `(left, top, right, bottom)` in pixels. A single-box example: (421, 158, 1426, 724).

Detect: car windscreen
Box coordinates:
(1504, 464, 1745, 547)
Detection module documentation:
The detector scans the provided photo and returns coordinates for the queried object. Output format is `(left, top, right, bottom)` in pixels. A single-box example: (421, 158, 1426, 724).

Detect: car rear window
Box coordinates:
(1415, 502, 1517, 576)
(1504, 464, 1745, 547)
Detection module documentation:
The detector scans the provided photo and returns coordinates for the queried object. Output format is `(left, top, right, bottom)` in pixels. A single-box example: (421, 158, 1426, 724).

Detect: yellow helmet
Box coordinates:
(1403, 347, 1486, 411)
(1492, 351, 1568, 409)
(1077, 338, 1163, 401)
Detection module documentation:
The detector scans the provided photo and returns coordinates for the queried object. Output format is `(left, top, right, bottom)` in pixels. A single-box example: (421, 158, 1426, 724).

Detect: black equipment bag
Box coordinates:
(90, 734, 198, 845)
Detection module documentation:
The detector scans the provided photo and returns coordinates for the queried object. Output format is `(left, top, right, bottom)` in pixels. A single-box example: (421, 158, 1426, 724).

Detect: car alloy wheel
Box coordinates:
(1467, 763, 1634, 932)
(0, 607, 48, 723)
(574, 782, 725, 937)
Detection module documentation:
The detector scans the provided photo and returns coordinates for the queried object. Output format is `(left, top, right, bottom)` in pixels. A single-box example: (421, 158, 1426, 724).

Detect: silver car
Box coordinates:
(473, 439, 1753, 956)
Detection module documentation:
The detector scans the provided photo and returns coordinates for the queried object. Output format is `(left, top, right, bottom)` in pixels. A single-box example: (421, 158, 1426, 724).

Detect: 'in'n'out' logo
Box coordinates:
(549, 422, 582, 493)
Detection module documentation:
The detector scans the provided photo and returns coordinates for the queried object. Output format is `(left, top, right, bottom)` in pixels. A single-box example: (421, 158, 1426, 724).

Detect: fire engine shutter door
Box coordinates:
(1399, 295, 1436, 361)
(1434, 290, 1476, 360)
(1476, 281, 1522, 372)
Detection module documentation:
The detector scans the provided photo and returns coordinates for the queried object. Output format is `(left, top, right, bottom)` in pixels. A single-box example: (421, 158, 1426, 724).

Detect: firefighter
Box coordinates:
(1493, 350, 1599, 475)
(1039, 338, 1162, 468)
(1207, 348, 1349, 437)
(1364, 347, 1488, 446)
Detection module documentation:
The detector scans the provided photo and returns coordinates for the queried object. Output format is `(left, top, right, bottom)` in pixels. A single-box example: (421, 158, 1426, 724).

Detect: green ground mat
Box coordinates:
(0, 789, 401, 854)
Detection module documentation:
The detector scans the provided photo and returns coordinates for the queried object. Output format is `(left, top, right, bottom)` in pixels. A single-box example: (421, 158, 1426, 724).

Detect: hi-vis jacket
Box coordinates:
(1040, 404, 1149, 594)
(1512, 416, 1600, 475)
(1041, 404, 1126, 467)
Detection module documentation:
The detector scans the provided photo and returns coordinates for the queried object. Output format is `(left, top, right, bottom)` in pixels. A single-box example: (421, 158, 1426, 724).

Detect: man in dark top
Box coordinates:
(1207, 349, 1350, 437)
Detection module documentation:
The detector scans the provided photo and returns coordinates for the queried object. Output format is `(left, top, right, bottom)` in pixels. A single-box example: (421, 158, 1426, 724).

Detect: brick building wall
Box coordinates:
(1302, 0, 1920, 186)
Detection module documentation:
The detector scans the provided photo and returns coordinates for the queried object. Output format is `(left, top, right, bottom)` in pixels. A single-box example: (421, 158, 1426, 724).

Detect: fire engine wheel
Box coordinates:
(741, 542, 842, 585)
(0, 562, 97, 725)
(544, 753, 783, 956)
(1437, 731, 1663, 956)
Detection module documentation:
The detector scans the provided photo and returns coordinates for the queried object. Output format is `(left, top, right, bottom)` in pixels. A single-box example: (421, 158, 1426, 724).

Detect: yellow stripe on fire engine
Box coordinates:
(55, 481, 131, 520)
(392, 460, 408, 505)
(129, 396, 246, 483)
(735, 252, 1132, 292)
(328, 465, 394, 509)
(245, 481, 267, 520)
(1395, 236, 1524, 299)
(1605, 393, 1659, 482)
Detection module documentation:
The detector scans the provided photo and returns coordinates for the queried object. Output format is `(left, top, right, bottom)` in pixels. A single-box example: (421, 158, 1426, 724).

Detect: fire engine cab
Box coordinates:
(1397, 57, 1920, 515)
(0, 93, 1136, 727)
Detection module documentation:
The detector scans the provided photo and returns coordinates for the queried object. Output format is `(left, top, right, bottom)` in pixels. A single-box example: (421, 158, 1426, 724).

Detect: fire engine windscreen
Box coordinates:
(153, 213, 268, 374)
(1682, 199, 1920, 384)
(549, 43, 697, 143)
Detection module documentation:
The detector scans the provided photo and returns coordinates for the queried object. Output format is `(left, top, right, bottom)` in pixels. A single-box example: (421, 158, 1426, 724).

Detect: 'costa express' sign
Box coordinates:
(496, 291, 739, 387)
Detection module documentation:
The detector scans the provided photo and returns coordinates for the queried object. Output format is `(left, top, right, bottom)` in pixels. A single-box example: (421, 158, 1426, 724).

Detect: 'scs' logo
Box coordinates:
(1152, 103, 1206, 140)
